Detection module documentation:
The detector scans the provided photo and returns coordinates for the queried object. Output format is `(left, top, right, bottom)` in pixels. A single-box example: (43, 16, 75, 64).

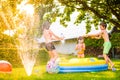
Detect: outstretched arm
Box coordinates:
(86, 33, 99, 37)
(50, 30, 63, 40)
(93, 35, 101, 39)
(83, 32, 102, 39)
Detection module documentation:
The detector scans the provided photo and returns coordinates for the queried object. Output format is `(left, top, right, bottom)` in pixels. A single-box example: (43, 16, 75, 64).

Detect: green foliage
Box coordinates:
(36, 49, 49, 65)
(1, 0, 119, 35)
(110, 33, 120, 47)
(74, 10, 85, 25)
(84, 32, 120, 48)
(0, 0, 120, 69)
(0, 33, 22, 67)
(59, 6, 75, 27)
(56, 0, 120, 32)
(0, 0, 55, 67)
(0, 59, 120, 80)
(85, 38, 103, 47)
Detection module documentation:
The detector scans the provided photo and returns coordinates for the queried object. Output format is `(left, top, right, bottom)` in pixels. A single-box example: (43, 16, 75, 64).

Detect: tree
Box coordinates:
(0, 0, 55, 67)
(48, 0, 120, 33)
(1, 0, 119, 33)
(0, 0, 55, 37)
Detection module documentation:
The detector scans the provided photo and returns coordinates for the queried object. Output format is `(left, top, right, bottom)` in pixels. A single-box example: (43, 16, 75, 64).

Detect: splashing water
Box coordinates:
(16, 1, 40, 76)
(1, 0, 40, 76)
(61, 33, 65, 44)
(61, 39, 65, 44)
(17, 38, 39, 76)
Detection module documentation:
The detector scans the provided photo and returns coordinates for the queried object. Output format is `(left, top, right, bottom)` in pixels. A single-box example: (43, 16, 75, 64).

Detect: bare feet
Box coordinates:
(111, 64, 114, 69)
(112, 67, 116, 71)
(108, 64, 116, 71)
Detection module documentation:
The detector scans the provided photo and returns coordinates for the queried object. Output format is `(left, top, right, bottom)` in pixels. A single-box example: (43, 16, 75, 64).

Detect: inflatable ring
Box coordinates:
(0, 60, 12, 73)
(59, 58, 108, 73)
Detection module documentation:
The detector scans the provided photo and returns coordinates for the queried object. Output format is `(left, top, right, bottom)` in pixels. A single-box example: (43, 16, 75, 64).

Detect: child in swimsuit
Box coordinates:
(75, 36, 85, 58)
(84, 22, 115, 71)
(42, 21, 63, 61)
(42, 21, 64, 73)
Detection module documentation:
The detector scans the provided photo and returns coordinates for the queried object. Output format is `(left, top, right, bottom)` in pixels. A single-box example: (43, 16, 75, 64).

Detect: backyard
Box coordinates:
(0, 0, 120, 80)
(0, 58, 120, 80)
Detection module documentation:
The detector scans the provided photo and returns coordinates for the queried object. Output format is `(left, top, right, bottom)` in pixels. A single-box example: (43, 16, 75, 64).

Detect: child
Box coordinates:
(42, 21, 63, 62)
(75, 36, 85, 58)
(84, 22, 115, 70)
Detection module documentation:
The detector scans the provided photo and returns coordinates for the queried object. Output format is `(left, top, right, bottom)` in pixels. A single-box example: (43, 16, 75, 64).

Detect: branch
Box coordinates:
(106, 0, 120, 21)
(109, 19, 120, 28)
(77, 0, 120, 27)
(59, 0, 120, 27)
(110, 8, 120, 21)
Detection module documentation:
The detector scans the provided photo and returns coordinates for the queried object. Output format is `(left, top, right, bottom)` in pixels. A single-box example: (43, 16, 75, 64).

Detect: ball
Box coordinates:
(46, 60, 59, 73)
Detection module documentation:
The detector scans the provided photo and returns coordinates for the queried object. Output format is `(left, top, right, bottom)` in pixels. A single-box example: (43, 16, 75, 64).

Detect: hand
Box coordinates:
(60, 37, 64, 40)
(57, 37, 64, 41)
(60, 33, 65, 40)
(83, 34, 88, 38)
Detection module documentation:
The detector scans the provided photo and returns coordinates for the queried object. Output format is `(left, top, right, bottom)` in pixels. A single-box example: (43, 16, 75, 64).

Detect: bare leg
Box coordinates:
(103, 54, 114, 69)
(48, 51, 54, 60)
(106, 55, 114, 69)
(78, 54, 81, 58)
(103, 54, 109, 64)
(81, 54, 85, 58)
(77, 54, 80, 58)
(51, 50, 58, 61)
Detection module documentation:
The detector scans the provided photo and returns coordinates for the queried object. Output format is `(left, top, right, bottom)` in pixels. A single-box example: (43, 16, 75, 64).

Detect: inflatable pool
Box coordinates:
(0, 60, 12, 73)
(59, 58, 108, 73)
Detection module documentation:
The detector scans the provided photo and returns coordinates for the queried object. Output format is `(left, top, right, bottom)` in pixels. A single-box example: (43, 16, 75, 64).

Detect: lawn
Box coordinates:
(0, 59, 120, 80)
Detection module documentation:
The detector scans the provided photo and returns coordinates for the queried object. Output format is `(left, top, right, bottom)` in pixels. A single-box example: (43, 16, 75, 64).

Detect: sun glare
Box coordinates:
(3, 30, 15, 37)
(17, 1, 34, 15)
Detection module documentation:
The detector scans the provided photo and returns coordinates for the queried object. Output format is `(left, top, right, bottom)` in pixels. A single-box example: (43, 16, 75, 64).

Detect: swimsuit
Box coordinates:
(78, 49, 84, 54)
(77, 44, 85, 55)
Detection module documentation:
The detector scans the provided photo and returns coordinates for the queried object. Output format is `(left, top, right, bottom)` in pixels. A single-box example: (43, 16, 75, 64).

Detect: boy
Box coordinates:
(42, 21, 63, 62)
(84, 22, 115, 70)
(75, 36, 85, 58)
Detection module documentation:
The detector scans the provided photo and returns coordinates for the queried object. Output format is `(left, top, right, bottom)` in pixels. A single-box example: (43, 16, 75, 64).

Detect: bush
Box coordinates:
(35, 49, 49, 65)
(0, 33, 22, 67)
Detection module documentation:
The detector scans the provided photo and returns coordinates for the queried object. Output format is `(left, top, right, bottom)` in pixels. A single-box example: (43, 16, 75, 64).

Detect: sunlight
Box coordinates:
(3, 30, 15, 37)
(15, 0, 39, 76)
(17, 0, 34, 15)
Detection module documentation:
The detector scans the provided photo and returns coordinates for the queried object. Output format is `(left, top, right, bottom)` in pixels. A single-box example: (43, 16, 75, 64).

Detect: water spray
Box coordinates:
(16, 1, 40, 76)
(61, 33, 65, 44)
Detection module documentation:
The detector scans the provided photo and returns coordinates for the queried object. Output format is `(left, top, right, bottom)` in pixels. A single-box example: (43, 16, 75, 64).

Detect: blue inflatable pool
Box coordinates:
(59, 64, 108, 73)
(59, 58, 108, 73)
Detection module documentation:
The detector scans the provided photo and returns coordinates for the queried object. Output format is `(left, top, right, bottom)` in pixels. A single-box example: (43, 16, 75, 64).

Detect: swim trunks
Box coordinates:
(45, 42, 55, 51)
(103, 41, 111, 54)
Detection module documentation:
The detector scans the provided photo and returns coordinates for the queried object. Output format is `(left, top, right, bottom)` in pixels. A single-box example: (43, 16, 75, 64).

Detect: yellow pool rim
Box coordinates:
(59, 58, 106, 66)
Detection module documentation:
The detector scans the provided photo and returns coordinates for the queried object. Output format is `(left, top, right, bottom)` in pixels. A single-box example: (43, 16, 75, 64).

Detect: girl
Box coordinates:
(75, 36, 85, 58)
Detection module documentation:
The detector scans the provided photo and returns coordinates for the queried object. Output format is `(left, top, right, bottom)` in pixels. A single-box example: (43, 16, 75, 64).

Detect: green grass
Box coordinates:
(0, 59, 120, 80)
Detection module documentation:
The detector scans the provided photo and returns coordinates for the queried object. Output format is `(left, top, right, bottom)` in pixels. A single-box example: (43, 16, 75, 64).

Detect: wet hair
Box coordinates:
(78, 36, 84, 40)
(100, 22, 107, 29)
(42, 21, 51, 30)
